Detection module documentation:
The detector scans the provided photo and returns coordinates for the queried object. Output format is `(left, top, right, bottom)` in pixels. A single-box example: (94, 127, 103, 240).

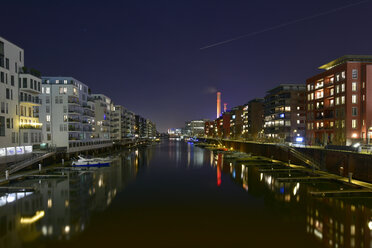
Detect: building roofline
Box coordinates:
(266, 84, 305, 94)
(0, 36, 24, 51)
(319, 55, 372, 70)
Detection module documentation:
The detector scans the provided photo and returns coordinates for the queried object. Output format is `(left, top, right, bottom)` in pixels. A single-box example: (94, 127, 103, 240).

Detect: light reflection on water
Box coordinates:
(1, 141, 372, 247)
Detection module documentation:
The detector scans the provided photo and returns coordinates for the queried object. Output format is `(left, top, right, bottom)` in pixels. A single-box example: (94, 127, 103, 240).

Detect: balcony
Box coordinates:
(68, 97, 80, 105)
(19, 123, 42, 129)
(68, 126, 82, 132)
(68, 109, 81, 115)
(82, 103, 91, 109)
(20, 95, 41, 105)
(68, 118, 81, 123)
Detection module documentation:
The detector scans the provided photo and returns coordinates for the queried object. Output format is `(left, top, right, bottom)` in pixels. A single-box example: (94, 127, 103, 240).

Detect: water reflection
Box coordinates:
(3, 141, 372, 248)
(0, 148, 151, 248)
(214, 151, 372, 248)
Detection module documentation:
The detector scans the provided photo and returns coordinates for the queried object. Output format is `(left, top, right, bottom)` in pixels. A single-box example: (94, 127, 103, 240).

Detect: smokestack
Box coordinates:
(217, 92, 221, 118)
(224, 103, 227, 112)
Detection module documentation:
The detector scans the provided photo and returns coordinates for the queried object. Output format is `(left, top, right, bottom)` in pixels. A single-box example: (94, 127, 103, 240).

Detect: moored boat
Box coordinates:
(71, 155, 112, 167)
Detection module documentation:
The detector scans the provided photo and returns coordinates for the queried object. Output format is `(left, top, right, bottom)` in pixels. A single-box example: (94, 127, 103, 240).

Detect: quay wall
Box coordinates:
(208, 139, 372, 183)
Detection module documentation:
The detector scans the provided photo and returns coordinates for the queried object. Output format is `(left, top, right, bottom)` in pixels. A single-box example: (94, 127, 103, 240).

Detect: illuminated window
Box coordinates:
(336, 85, 340, 94)
(341, 71, 345, 79)
(45, 87, 50, 94)
(330, 88, 334, 96)
(341, 83, 345, 92)
(336, 97, 340, 105)
(352, 82, 357, 91)
(352, 119, 357, 129)
(56, 80, 59, 84)
(46, 115, 50, 122)
(341, 96, 345, 104)
(352, 95, 357, 104)
(64, 80, 68, 84)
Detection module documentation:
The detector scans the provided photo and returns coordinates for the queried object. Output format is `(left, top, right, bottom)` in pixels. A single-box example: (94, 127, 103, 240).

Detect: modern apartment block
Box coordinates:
(306, 55, 372, 146)
(216, 112, 230, 139)
(146, 119, 157, 138)
(91, 94, 114, 141)
(135, 115, 146, 138)
(264, 84, 306, 143)
(112, 105, 136, 142)
(229, 106, 244, 139)
(39, 77, 99, 152)
(204, 120, 215, 138)
(185, 119, 207, 137)
(0, 37, 42, 161)
(242, 98, 264, 140)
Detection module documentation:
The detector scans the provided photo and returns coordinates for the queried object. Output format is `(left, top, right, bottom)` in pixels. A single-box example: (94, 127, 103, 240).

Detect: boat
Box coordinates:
(71, 155, 112, 167)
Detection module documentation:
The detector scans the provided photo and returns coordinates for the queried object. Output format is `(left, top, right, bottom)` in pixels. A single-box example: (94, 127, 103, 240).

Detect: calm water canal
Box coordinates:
(1, 141, 372, 247)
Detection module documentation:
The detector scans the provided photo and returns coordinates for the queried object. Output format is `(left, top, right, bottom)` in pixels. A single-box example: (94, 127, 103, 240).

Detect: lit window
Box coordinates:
(352, 82, 357, 91)
(285, 106, 291, 111)
(64, 80, 68, 84)
(56, 80, 59, 84)
(46, 115, 50, 122)
(341, 83, 345, 92)
(341, 71, 345, 79)
(336, 85, 340, 94)
(341, 96, 345, 104)
(336, 97, 340, 105)
(352, 119, 357, 129)
(352, 95, 357, 104)
(45, 87, 50, 94)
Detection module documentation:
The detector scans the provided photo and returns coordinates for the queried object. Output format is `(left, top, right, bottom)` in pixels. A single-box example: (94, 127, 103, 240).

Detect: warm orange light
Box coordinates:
(352, 133, 358, 138)
(217, 92, 221, 118)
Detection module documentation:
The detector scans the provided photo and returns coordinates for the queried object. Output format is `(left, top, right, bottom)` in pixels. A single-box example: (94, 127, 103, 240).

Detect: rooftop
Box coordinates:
(319, 55, 372, 70)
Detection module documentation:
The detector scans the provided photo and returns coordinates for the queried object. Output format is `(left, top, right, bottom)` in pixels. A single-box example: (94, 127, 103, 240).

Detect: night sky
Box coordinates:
(2, 0, 372, 132)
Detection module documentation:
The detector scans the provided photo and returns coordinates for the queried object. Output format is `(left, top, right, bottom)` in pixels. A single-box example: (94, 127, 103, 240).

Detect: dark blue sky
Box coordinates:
(2, 0, 372, 131)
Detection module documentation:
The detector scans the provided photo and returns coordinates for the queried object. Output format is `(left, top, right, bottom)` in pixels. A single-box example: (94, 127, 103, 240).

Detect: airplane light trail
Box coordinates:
(200, 0, 370, 50)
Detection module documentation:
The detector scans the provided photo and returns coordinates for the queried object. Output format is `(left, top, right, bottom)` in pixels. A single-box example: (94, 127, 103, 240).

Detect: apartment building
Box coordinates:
(39, 77, 97, 152)
(185, 119, 207, 137)
(242, 98, 264, 140)
(264, 84, 306, 143)
(306, 55, 372, 146)
(91, 94, 114, 141)
(112, 105, 136, 142)
(216, 112, 230, 139)
(0, 37, 42, 160)
(229, 106, 244, 139)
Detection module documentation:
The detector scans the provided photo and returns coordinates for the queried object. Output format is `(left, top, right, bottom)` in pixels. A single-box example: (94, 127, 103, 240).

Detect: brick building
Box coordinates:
(306, 55, 372, 146)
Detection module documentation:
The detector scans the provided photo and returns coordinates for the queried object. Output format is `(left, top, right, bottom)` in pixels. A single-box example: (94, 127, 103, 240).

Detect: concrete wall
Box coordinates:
(210, 139, 372, 183)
